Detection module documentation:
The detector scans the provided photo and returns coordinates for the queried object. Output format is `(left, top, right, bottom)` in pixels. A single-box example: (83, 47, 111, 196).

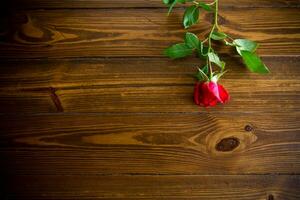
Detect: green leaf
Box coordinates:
(211, 31, 227, 40)
(163, 0, 174, 5)
(201, 64, 209, 75)
(234, 39, 258, 55)
(197, 43, 209, 58)
(201, 45, 209, 56)
(240, 51, 269, 74)
(208, 52, 225, 70)
(164, 43, 193, 59)
(197, 43, 203, 58)
(183, 5, 200, 29)
(197, 2, 211, 11)
(184, 32, 199, 49)
(167, 0, 177, 15)
(165, 0, 191, 4)
(165, 0, 190, 15)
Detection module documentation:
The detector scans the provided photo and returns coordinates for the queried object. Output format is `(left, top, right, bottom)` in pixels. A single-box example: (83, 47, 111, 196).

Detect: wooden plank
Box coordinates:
(0, 57, 299, 113)
(7, 0, 300, 9)
(1, 175, 299, 199)
(1, 89, 298, 113)
(0, 113, 299, 175)
(0, 91, 58, 113)
(1, 57, 299, 89)
(0, 8, 299, 58)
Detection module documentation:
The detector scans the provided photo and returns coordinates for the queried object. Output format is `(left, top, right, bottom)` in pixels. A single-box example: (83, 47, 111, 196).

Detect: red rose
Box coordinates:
(194, 81, 230, 107)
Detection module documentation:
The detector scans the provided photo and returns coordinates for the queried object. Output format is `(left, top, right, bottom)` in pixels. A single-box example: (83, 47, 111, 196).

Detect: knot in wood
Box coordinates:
(215, 137, 240, 152)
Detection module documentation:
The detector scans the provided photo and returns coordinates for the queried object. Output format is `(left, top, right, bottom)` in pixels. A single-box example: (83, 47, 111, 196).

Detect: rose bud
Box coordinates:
(194, 81, 230, 107)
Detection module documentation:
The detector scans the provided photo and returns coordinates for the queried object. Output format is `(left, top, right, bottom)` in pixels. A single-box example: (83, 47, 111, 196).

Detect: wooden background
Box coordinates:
(0, 0, 300, 199)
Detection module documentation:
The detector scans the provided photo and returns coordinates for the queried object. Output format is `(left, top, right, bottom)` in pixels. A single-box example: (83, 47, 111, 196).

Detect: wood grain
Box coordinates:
(1, 113, 299, 175)
(0, 57, 299, 113)
(6, 0, 300, 9)
(1, 175, 299, 199)
(0, 8, 299, 58)
(0, 0, 299, 199)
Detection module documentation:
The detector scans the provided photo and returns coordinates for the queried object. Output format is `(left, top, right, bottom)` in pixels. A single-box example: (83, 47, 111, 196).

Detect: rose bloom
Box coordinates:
(194, 81, 230, 107)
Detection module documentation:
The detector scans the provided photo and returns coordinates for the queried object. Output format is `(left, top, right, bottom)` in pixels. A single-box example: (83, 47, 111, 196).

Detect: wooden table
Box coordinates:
(1, 0, 300, 199)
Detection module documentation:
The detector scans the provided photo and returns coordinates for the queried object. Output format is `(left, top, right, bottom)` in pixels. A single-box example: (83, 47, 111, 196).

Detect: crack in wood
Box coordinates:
(49, 87, 64, 112)
(19, 87, 64, 112)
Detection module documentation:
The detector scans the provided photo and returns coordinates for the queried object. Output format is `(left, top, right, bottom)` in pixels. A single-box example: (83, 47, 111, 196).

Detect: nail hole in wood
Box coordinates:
(244, 124, 253, 132)
(215, 137, 240, 152)
(268, 194, 274, 200)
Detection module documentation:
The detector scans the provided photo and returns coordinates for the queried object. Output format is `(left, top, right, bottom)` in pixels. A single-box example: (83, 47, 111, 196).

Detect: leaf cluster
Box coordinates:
(163, 0, 269, 82)
(163, 0, 211, 28)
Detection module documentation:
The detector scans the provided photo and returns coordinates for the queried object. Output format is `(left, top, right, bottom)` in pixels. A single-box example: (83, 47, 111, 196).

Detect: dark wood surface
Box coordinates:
(0, 57, 299, 113)
(2, 175, 299, 199)
(1, 113, 299, 175)
(7, 0, 300, 8)
(0, 0, 300, 199)
(0, 8, 299, 58)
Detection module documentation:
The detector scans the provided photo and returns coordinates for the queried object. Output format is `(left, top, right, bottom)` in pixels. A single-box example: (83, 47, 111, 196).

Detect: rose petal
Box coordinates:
(201, 82, 218, 107)
(207, 81, 223, 102)
(218, 84, 230, 103)
(193, 81, 230, 107)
